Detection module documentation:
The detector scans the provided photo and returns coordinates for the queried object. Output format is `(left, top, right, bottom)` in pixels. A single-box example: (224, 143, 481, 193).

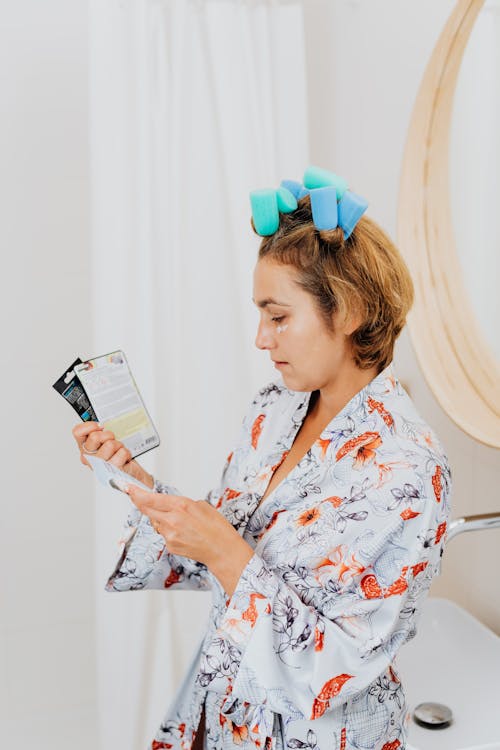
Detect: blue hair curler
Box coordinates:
(303, 165, 348, 200)
(338, 190, 369, 239)
(250, 167, 368, 239)
(250, 189, 279, 236)
(276, 186, 298, 213)
(280, 180, 303, 201)
(309, 186, 338, 231)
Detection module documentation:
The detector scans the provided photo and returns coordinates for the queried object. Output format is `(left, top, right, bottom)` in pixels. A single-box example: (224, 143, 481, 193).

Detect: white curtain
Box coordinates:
(88, 1, 309, 746)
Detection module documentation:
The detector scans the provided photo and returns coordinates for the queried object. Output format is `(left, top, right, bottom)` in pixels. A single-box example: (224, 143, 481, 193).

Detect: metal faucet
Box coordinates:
(446, 512, 500, 543)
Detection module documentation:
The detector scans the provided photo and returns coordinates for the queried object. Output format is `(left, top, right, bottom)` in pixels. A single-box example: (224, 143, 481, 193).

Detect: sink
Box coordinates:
(395, 597, 500, 750)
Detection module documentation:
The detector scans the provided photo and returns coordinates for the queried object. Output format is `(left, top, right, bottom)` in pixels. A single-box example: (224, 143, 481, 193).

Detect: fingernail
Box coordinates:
(122, 484, 130, 493)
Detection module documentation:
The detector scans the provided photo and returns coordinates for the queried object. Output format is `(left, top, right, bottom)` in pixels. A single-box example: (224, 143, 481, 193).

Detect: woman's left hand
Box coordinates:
(124, 485, 255, 596)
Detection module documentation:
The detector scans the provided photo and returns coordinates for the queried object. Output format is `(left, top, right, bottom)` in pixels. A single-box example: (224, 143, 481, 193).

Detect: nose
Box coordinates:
(255, 318, 276, 351)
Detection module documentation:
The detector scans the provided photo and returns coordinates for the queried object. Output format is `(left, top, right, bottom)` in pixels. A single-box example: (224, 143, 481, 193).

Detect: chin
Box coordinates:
(280, 372, 314, 393)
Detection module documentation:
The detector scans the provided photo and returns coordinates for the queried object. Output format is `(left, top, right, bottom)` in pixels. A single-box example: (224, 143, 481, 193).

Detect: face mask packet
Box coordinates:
(73, 350, 160, 459)
(52, 358, 98, 422)
(85, 455, 151, 493)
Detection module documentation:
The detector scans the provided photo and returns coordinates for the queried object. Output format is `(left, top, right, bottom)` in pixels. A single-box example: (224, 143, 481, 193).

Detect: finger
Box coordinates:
(72, 422, 102, 441)
(80, 430, 116, 453)
(146, 509, 167, 532)
(124, 485, 180, 512)
(92, 439, 122, 461)
(107, 446, 133, 469)
(146, 510, 180, 543)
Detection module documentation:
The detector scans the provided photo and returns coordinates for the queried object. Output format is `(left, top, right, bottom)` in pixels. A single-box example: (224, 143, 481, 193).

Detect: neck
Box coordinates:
(310, 362, 379, 422)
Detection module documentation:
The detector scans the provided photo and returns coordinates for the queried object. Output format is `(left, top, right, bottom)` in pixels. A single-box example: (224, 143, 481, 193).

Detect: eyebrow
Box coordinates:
(252, 297, 292, 309)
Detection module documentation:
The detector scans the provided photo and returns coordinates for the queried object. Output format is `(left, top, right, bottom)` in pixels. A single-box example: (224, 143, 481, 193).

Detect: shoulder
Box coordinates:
(362, 366, 452, 500)
(389, 382, 449, 469)
(364, 365, 447, 452)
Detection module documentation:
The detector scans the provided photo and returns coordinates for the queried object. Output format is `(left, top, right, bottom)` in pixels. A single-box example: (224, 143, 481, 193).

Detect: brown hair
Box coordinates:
(253, 196, 414, 373)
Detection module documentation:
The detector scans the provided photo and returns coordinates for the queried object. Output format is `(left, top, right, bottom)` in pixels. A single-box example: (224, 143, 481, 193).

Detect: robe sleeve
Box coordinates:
(104, 382, 278, 593)
(104, 469, 231, 593)
(210, 469, 450, 720)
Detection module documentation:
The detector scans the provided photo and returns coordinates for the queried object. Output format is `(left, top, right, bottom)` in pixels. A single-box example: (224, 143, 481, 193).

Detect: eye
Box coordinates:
(271, 316, 285, 324)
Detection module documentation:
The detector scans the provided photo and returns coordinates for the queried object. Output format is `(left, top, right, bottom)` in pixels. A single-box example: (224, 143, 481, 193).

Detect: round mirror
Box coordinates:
(397, 0, 500, 448)
(450, 0, 500, 361)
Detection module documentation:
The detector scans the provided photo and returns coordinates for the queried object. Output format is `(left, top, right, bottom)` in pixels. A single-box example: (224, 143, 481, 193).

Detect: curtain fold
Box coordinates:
(89, 0, 309, 747)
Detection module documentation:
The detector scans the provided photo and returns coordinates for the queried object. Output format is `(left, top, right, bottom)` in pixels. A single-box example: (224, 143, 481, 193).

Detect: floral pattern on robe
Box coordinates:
(106, 362, 452, 750)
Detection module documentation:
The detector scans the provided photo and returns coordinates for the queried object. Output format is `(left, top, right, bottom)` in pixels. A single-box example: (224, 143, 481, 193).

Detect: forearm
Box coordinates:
(207, 537, 255, 597)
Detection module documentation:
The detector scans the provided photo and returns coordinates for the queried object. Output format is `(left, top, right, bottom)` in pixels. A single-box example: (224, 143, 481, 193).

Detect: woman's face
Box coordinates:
(252, 258, 356, 393)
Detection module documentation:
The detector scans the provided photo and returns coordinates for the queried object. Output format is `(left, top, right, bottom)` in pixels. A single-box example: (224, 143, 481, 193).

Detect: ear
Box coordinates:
(343, 308, 362, 337)
(337, 308, 362, 336)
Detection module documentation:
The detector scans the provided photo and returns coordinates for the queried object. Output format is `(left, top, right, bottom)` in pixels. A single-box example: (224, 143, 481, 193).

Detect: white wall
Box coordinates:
(0, 1, 98, 747)
(303, 0, 500, 633)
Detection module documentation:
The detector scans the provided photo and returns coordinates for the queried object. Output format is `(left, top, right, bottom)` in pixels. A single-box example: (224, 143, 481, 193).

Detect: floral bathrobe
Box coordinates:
(106, 362, 452, 750)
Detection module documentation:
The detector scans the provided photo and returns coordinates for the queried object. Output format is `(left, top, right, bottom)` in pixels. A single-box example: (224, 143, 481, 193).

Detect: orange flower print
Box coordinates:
(226, 451, 233, 464)
(152, 742, 173, 750)
(367, 396, 395, 430)
(411, 561, 428, 578)
(384, 567, 408, 597)
(271, 450, 289, 472)
(381, 741, 401, 750)
(435, 521, 447, 544)
(164, 569, 183, 588)
(316, 437, 331, 459)
(241, 593, 266, 627)
(231, 724, 249, 744)
(296, 507, 321, 526)
(432, 465, 442, 503)
(225, 488, 242, 502)
(360, 573, 383, 599)
(375, 459, 413, 488)
(353, 438, 383, 469)
(323, 495, 343, 508)
(400, 508, 420, 521)
(339, 727, 347, 750)
(336, 431, 382, 469)
(361, 567, 409, 599)
(224, 611, 247, 640)
(314, 545, 366, 585)
(217, 486, 241, 510)
(310, 674, 354, 719)
(251, 414, 266, 449)
(314, 625, 325, 652)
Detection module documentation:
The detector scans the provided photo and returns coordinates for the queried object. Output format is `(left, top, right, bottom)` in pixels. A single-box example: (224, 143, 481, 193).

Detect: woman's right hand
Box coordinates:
(72, 421, 154, 488)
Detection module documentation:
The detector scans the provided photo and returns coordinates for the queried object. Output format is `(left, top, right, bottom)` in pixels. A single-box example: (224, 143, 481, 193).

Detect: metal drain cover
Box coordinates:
(413, 702, 453, 729)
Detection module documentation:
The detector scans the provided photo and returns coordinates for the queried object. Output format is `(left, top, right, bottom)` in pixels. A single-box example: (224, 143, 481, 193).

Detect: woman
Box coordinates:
(73, 167, 451, 750)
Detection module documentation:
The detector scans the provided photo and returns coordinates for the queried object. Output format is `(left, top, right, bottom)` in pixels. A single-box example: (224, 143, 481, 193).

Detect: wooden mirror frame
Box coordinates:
(398, 0, 500, 448)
